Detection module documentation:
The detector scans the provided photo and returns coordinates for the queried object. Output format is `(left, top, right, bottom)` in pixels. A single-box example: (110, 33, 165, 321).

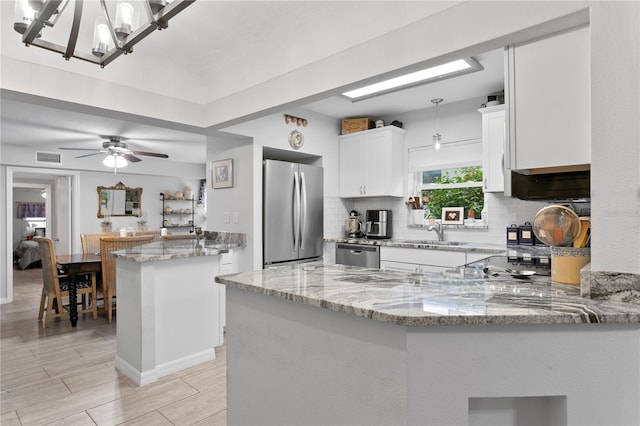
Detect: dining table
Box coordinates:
(56, 253, 101, 327)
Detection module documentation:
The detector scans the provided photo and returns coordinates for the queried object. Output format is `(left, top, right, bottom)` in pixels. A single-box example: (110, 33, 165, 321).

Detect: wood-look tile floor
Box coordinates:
(1, 265, 227, 426)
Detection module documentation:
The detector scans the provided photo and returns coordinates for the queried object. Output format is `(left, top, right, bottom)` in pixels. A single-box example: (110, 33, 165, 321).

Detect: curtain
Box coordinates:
(16, 202, 46, 218)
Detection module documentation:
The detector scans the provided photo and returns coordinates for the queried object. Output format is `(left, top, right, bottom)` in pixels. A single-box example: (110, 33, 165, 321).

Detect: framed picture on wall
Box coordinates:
(441, 207, 464, 225)
(212, 159, 233, 189)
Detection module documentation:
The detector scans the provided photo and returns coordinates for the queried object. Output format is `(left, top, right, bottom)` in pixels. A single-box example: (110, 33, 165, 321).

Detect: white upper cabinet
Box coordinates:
(478, 105, 505, 192)
(506, 26, 590, 172)
(339, 126, 405, 198)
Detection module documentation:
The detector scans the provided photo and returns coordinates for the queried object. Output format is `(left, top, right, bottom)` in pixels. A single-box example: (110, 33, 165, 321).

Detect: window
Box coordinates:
(419, 166, 484, 220)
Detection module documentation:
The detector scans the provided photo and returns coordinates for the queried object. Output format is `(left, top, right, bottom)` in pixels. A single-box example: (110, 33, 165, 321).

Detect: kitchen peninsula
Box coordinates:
(217, 263, 640, 425)
(112, 232, 245, 386)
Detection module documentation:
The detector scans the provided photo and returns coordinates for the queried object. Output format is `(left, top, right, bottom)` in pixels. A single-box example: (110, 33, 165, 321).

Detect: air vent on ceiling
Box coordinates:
(35, 151, 62, 165)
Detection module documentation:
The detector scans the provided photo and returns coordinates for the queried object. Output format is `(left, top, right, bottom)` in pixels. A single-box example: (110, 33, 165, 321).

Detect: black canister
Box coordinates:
(518, 222, 534, 245)
(506, 224, 519, 245)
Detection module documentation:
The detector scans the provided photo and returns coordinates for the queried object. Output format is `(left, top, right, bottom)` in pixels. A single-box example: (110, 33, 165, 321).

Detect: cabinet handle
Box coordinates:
(484, 178, 487, 190)
(363, 185, 366, 194)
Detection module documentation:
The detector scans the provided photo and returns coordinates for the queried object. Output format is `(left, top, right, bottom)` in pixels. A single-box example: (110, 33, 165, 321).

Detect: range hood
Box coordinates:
(510, 169, 590, 201)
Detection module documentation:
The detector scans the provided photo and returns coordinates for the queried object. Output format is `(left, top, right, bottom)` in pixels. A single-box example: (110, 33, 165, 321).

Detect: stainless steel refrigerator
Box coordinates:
(263, 159, 323, 266)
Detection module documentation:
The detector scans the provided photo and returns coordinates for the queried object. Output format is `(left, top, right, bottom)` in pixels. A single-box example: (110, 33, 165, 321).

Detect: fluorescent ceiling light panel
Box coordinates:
(342, 58, 482, 101)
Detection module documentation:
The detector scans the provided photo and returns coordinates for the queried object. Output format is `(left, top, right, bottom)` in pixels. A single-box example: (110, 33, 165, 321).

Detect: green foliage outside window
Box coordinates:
(422, 166, 484, 219)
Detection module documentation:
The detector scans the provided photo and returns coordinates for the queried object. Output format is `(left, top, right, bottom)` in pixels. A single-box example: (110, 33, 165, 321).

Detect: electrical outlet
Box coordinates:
(233, 212, 239, 223)
(224, 212, 230, 224)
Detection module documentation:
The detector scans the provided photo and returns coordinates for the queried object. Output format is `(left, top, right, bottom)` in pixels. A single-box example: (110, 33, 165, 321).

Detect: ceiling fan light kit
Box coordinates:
(13, 0, 194, 68)
(59, 135, 169, 174)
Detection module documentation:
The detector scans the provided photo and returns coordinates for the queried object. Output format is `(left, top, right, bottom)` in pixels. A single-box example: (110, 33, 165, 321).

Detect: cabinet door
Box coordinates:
(380, 260, 420, 273)
(418, 265, 449, 273)
(339, 127, 405, 198)
(381, 247, 466, 268)
(339, 134, 367, 197)
(480, 106, 505, 192)
(364, 131, 394, 196)
(507, 26, 590, 171)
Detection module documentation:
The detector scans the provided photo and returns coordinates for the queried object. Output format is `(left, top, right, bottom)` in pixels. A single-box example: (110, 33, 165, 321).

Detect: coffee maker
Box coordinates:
(365, 210, 392, 239)
(346, 210, 364, 238)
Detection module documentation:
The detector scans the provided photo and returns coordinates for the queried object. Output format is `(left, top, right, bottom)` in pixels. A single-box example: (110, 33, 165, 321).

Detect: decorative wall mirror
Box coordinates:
(97, 182, 142, 218)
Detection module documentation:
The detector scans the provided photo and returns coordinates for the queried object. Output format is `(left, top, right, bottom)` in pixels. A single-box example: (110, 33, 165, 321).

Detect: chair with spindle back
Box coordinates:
(99, 235, 154, 323)
(35, 237, 97, 327)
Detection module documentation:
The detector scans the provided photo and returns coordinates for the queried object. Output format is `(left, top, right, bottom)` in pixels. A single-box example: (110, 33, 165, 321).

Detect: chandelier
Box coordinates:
(13, 0, 194, 67)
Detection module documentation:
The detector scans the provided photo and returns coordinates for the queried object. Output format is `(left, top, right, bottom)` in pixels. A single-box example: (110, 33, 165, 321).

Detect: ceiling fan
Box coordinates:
(59, 136, 169, 173)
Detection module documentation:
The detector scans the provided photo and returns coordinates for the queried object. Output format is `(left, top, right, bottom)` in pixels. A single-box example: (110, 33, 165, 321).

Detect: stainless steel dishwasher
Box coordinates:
(335, 243, 380, 268)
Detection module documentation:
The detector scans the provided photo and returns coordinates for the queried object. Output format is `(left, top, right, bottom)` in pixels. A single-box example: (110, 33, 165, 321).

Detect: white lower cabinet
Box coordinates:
(219, 250, 237, 329)
(380, 247, 467, 274)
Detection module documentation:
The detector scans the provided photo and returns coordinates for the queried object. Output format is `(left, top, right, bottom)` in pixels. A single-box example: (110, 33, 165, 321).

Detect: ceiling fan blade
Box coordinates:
(123, 153, 142, 163)
(132, 151, 169, 159)
(58, 147, 102, 151)
(75, 152, 104, 159)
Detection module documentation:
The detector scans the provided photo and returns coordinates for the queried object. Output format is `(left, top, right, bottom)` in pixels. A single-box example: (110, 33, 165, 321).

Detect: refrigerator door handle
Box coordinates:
(293, 171, 301, 251)
(299, 171, 307, 250)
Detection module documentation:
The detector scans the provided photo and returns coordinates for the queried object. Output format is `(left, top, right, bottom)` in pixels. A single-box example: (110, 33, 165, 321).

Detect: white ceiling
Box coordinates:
(0, 1, 504, 165)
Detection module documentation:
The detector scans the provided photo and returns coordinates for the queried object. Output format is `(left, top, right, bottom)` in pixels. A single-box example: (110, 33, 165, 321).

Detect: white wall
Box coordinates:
(205, 133, 254, 271)
(77, 170, 205, 236)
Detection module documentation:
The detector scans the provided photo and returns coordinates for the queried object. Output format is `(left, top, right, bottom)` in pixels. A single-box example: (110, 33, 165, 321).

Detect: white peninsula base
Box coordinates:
(115, 255, 224, 386)
(226, 287, 640, 425)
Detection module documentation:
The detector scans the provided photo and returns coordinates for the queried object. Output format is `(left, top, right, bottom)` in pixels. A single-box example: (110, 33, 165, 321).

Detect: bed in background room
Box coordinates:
(13, 240, 42, 269)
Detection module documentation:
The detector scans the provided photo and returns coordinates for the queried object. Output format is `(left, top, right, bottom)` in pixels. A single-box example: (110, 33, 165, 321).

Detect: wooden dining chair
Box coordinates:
(81, 232, 116, 254)
(99, 235, 154, 323)
(161, 234, 196, 240)
(35, 237, 97, 327)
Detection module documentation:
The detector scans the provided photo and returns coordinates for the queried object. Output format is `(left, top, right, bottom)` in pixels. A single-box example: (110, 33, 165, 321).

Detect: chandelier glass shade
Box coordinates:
(13, 0, 194, 67)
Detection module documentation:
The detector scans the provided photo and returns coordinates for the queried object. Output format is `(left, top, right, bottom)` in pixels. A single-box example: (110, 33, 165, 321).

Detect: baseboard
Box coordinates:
(156, 349, 216, 378)
(115, 355, 158, 386)
(115, 349, 216, 387)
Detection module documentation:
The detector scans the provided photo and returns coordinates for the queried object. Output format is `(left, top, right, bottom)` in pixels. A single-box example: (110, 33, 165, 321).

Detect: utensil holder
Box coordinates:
(551, 247, 591, 285)
(411, 210, 425, 225)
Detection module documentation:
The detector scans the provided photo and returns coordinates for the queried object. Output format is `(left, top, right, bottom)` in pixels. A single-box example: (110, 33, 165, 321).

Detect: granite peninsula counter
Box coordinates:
(217, 263, 640, 425)
(112, 233, 245, 386)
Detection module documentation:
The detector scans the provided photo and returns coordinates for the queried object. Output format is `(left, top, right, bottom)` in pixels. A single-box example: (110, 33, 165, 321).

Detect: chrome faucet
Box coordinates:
(426, 222, 445, 241)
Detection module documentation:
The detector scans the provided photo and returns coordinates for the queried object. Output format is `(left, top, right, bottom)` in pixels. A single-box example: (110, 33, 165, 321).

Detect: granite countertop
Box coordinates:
(216, 263, 640, 326)
(325, 237, 508, 254)
(113, 231, 246, 263)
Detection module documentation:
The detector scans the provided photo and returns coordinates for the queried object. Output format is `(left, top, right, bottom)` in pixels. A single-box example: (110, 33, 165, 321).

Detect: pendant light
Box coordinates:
(431, 98, 443, 151)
